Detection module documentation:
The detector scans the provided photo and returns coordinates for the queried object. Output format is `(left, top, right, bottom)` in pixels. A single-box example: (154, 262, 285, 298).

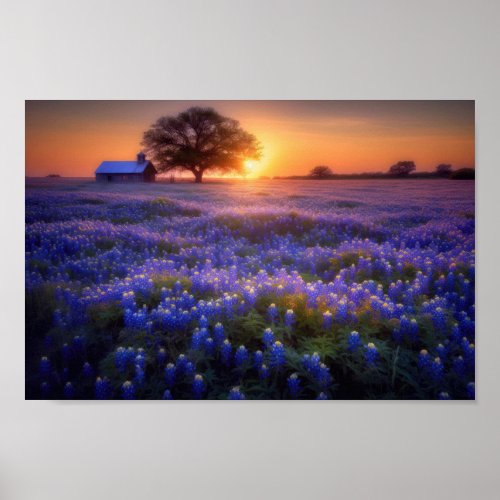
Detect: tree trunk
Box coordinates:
(194, 170, 203, 183)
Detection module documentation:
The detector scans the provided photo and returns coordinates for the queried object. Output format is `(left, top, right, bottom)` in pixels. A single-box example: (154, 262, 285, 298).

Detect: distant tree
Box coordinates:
(309, 165, 333, 178)
(142, 107, 261, 183)
(388, 161, 416, 176)
(450, 168, 475, 180)
(436, 163, 452, 176)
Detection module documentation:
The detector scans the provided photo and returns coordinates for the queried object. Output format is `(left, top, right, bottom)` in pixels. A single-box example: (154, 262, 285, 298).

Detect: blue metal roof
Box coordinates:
(95, 161, 155, 174)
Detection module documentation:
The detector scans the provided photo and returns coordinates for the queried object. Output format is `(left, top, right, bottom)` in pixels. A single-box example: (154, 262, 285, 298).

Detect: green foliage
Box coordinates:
(25, 284, 58, 341)
(299, 272, 322, 283)
(28, 259, 50, 278)
(87, 301, 124, 332)
(95, 237, 116, 250)
(401, 263, 418, 280)
(226, 310, 268, 348)
(157, 239, 181, 255)
(329, 250, 371, 274)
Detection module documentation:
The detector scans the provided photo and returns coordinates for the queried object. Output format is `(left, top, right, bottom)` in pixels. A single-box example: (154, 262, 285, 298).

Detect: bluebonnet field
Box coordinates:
(25, 178, 475, 400)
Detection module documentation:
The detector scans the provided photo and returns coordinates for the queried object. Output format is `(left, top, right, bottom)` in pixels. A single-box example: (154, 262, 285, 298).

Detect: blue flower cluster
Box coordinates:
(25, 180, 475, 399)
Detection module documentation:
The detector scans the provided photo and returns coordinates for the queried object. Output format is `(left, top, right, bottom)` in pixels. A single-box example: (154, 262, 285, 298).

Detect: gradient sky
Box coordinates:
(25, 100, 475, 178)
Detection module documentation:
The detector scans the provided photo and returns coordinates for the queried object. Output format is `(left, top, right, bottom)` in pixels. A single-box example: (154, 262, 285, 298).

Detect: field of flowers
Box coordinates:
(25, 178, 475, 400)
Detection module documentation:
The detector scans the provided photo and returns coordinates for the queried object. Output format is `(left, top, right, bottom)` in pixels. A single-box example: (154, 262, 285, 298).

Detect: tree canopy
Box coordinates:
(142, 107, 261, 183)
(388, 161, 416, 176)
(309, 165, 333, 178)
(436, 163, 452, 176)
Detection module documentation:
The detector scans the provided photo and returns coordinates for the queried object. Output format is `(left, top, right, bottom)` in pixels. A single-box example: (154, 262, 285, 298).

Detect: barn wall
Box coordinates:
(95, 173, 154, 183)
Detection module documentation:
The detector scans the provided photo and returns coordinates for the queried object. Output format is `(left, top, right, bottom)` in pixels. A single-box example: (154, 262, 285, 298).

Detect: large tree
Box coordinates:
(142, 107, 261, 183)
(309, 165, 333, 178)
(388, 161, 416, 176)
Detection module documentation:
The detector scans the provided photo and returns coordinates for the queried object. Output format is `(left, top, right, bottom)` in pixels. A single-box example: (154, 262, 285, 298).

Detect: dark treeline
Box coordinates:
(272, 165, 475, 181)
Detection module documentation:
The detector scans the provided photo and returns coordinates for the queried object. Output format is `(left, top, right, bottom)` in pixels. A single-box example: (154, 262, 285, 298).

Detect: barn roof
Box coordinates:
(95, 161, 156, 174)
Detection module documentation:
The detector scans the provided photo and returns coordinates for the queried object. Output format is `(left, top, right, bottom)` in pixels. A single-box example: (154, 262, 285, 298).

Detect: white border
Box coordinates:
(1, 1, 499, 499)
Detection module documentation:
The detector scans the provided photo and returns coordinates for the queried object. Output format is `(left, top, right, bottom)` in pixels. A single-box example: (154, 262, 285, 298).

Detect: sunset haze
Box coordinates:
(25, 100, 475, 178)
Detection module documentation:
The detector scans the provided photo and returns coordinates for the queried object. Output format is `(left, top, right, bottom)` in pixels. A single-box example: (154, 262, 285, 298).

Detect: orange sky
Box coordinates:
(25, 100, 475, 178)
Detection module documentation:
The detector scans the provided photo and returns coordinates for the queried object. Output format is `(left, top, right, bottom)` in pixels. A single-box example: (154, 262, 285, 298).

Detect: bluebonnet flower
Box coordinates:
(418, 349, 431, 370)
(82, 362, 93, 378)
(302, 353, 331, 387)
(432, 307, 446, 332)
(43, 334, 53, 351)
(191, 327, 209, 350)
(173, 280, 183, 296)
(258, 364, 269, 380)
(95, 377, 111, 399)
(452, 356, 465, 377)
(317, 363, 332, 388)
(364, 343, 379, 365)
(115, 347, 128, 372)
(335, 300, 348, 324)
(64, 381, 75, 399)
(322, 311, 333, 330)
(135, 352, 146, 370)
(235, 345, 249, 367)
(213, 322, 225, 346)
(175, 354, 188, 375)
(303, 352, 321, 375)
(121, 291, 136, 310)
(408, 318, 419, 342)
(121, 381, 135, 400)
(462, 340, 475, 368)
(162, 389, 173, 400)
(466, 382, 475, 399)
(204, 337, 215, 355)
(316, 392, 328, 400)
(436, 343, 448, 361)
(134, 365, 145, 387)
(40, 381, 50, 398)
(165, 363, 176, 388)
(270, 341, 286, 369)
(184, 361, 195, 377)
(268, 303, 278, 322)
(157, 348, 167, 366)
(459, 316, 475, 338)
(198, 315, 208, 328)
(72, 335, 84, 357)
(430, 357, 444, 381)
(62, 343, 71, 364)
(253, 350, 263, 368)
(192, 374, 205, 399)
(287, 373, 301, 398)
(450, 323, 461, 343)
(392, 326, 404, 343)
(285, 309, 295, 329)
(53, 308, 65, 328)
(220, 339, 233, 367)
(39, 356, 51, 378)
(228, 386, 246, 400)
(347, 331, 361, 351)
(438, 391, 451, 400)
(262, 328, 275, 348)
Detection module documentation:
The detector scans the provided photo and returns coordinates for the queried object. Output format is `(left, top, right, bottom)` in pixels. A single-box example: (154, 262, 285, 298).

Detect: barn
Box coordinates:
(95, 152, 157, 183)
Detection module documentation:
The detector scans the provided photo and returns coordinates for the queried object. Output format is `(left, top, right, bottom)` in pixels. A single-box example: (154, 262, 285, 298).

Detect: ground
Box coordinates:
(25, 178, 475, 400)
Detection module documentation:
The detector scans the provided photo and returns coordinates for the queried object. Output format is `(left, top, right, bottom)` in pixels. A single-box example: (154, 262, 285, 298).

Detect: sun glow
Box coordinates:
(244, 160, 255, 171)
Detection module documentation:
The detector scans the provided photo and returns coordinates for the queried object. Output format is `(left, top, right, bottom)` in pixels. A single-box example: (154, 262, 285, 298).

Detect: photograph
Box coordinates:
(25, 100, 475, 400)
